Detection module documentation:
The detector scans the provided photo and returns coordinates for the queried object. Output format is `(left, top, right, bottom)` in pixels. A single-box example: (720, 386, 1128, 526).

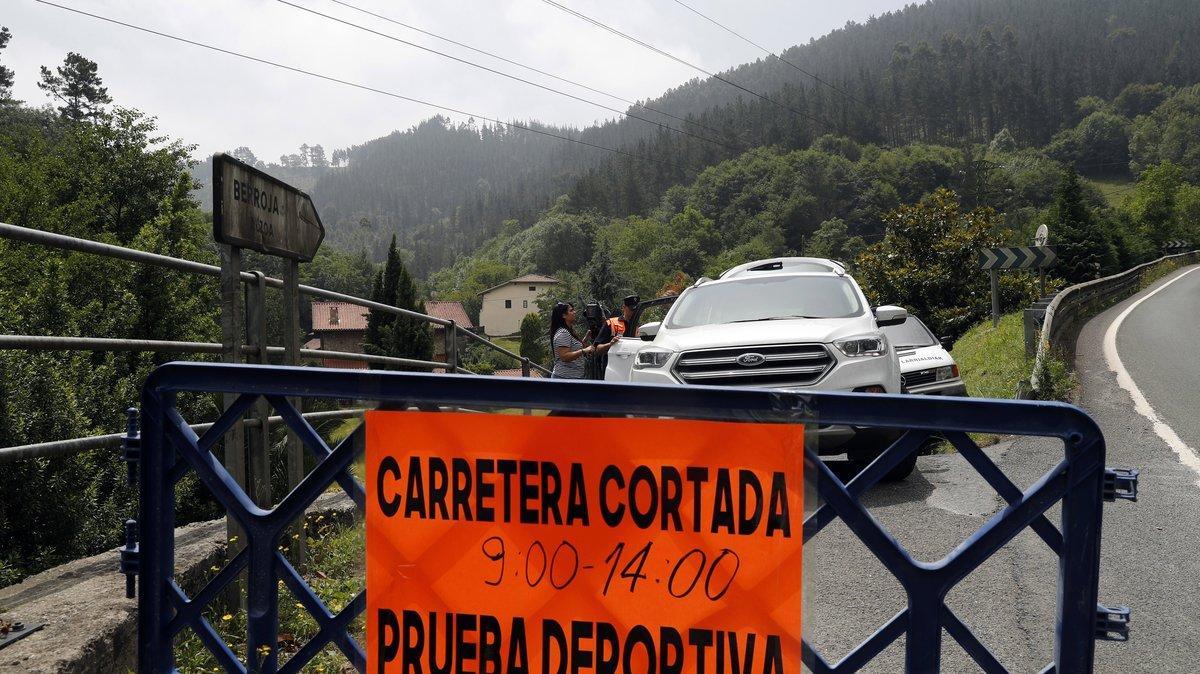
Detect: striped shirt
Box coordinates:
(551, 328, 586, 379)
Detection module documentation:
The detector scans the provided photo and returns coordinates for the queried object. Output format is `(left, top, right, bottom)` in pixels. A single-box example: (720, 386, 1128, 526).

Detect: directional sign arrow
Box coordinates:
(212, 153, 325, 261)
(978, 248, 999, 269)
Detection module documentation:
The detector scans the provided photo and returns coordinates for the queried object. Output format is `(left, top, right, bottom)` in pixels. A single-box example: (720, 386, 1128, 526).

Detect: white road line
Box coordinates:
(1103, 266, 1200, 484)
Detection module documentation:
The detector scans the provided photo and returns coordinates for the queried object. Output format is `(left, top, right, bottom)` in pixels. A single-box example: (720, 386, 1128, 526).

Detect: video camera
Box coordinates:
(582, 300, 609, 338)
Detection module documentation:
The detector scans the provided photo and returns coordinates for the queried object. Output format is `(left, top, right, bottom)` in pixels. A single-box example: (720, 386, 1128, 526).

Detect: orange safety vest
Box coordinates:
(606, 316, 628, 337)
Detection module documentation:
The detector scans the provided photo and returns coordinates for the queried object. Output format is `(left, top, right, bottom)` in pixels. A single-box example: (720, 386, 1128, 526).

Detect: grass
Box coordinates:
(174, 516, 365, 673)
(1086, 176, 1135, 208)
(952, 311, 1030, 400)
(492, 337, 521, 354)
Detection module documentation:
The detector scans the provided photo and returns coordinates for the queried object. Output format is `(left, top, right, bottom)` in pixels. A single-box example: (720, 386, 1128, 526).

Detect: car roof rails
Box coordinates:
(693, 277, 714, 287)
(719, 257, 845, 279)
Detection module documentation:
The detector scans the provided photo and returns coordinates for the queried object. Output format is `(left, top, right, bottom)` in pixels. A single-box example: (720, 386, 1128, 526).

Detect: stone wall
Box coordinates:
(0, 493, 355, 673)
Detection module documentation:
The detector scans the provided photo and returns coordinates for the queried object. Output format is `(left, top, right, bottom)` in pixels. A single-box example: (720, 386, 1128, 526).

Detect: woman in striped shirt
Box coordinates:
(549, 302, 614, 379)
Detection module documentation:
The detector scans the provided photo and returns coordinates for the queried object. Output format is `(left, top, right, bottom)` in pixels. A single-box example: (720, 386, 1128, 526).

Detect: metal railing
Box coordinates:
(1029, 249, 1199, 392)
(0, 221, 551, 462)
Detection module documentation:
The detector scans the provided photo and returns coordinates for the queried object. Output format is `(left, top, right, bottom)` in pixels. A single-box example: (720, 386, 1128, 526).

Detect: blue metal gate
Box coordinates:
(127, 362, 1129, 672)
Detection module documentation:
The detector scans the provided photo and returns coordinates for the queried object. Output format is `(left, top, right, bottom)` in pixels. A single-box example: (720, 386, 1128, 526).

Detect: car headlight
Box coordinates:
(834, 334, 888, 358)
(936, 365, 959, 381)
(634, 348, 673, 369)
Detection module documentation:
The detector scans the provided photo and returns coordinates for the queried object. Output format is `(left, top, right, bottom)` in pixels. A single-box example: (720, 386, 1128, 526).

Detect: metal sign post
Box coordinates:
(979, 245, 1057, 327)
(1035, 225, 1050, 296)
(213, 153, 325, 565)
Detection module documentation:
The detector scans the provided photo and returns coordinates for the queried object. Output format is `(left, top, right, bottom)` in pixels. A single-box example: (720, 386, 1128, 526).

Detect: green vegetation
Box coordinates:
(175, 515, 365, 673)
(363, 236, 433, 369)
(517, 315, 546, 368)
(3, 0, 1200, 588)
(855, 189, 1041, 340)
(952, 313, 1029, 400)
(1087, 177, 1136, 208)
(277, 0, 1200, 276)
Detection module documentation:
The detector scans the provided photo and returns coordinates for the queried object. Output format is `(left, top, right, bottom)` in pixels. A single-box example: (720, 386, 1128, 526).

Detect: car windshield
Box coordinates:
(666, 275, 864, 328)
(881, 317, 937, 348)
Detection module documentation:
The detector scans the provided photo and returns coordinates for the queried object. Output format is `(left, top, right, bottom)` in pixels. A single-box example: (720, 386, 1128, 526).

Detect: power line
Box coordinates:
(540, 0, 836, 131)
(31, 0, 686, 170)
(275, 0, 740, 153)
(325, 0, 730, 140)
(670, 0, 862, 107)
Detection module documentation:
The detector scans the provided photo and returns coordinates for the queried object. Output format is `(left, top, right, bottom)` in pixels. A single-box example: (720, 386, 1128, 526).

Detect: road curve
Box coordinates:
(803, 265, 1200, 672)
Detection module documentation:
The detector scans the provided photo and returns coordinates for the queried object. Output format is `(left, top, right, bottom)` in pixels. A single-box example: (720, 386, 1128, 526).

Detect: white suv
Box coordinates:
(606, 257, 914, 477)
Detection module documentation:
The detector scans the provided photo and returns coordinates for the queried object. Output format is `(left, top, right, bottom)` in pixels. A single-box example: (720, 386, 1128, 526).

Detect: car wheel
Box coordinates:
(882, 452, 918, 482)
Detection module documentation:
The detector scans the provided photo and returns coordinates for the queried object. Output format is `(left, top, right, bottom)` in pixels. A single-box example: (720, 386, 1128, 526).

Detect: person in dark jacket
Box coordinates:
(591, 295, 638, 379)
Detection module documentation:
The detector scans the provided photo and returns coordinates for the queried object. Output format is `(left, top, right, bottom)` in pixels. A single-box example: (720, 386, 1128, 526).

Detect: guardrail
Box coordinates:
(0, 221, 551, 463)
(1029, 250, 1199, 393)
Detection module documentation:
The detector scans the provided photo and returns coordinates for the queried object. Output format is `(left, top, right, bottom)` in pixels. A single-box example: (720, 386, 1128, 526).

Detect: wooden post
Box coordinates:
(283, 259, 306, 566)
(990, 269, 1000, 327)
(219, 245, 246, 553)
(245, 271, 272, 508)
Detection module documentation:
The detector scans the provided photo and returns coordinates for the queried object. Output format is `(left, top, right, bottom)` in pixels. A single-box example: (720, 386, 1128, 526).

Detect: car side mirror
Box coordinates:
(638, 321, 660, 340)
(940, 336, 954, 352)
(874, 305, 908, 327)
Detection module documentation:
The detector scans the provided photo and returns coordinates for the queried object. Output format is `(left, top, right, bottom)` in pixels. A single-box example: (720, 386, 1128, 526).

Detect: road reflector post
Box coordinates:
(979, 246, 1058, 328)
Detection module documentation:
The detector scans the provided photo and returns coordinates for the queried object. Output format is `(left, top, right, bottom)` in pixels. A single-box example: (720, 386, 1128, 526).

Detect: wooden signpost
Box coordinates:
(213, 153, 325, 563)
(979, 244, 1057, 326)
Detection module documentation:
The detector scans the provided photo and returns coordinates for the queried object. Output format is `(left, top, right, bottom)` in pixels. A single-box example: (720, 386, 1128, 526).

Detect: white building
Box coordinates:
(478, 274, 559, 336)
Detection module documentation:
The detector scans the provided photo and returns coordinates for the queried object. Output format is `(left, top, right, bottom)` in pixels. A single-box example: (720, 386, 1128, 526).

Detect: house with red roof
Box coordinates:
(307, 299, 474, 369)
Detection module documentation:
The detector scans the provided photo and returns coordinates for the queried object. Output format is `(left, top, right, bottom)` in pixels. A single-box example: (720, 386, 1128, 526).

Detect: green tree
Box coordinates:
(38, 52, 112, 122)
(586, 247, 619, 309)
(0, 27, 14, 99)
(988, 127, 1018, 155)
(1049, 168, 1117, 282)
(364, 236, 433, 368)
(806, 218, 866, 265)
(519, 312, 548, 366)
(855, 189, 1038, 340)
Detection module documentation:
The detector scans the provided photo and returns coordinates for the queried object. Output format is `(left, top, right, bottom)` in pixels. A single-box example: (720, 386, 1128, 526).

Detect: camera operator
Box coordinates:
(589, 295, 638, 380)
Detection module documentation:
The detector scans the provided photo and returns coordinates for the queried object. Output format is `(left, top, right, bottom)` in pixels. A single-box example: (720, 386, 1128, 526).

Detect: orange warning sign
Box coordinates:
(366, 412, 804, 674)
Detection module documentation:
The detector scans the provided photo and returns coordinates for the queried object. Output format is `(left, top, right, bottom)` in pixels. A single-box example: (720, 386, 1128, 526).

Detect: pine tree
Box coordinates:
(0, 27, 14, 99)
(1050, 168, 1115, 283)
(364, 236, 433, 369)
(586, 248, 620, 310)
(37, 52, 111, 122)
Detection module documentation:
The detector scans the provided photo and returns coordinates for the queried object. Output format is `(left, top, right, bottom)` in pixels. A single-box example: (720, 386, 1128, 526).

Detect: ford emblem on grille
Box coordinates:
(736, 352, 766, 367)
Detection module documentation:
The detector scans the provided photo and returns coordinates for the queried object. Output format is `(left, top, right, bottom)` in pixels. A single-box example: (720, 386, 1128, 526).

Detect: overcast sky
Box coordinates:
(5, 0, 913, 162)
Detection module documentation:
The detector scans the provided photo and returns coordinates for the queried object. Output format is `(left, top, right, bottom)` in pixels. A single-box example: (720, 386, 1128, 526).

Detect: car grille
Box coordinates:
(672, 343, 834, 387)
(901, 368, 938, 389)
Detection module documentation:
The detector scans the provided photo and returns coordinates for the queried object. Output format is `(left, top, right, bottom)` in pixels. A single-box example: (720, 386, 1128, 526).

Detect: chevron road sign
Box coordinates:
(978, 246, 1057, 270)
(1163, 239, 1190, 251)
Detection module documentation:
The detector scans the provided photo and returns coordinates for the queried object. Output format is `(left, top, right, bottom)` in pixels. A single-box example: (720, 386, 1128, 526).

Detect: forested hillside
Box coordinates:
(274, 0, 1200, 273)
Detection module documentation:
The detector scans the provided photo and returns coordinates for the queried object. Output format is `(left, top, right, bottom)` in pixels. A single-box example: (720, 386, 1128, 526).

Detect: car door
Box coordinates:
(605, 296, 676, 381)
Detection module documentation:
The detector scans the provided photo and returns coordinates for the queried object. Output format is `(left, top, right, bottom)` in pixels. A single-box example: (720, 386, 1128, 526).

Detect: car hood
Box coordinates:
(652, 315, 880, 351)
(894, 344, 955, 372)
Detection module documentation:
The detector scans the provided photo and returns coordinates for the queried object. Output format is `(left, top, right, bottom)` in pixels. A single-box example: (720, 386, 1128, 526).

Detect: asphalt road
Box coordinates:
(804, 265, 1200, 672)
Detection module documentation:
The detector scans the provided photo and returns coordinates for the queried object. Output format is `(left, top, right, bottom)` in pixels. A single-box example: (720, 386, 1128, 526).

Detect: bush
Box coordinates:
(519, 312, 547, 366)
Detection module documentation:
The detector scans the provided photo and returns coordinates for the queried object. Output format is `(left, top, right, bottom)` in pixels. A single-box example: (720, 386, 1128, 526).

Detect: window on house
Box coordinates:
(505, 299, 512, 309)
(529, 286, 536, 291)
(523, 300, 528, 308)
(330, 306, 339, 325)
